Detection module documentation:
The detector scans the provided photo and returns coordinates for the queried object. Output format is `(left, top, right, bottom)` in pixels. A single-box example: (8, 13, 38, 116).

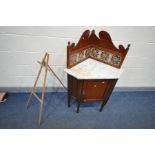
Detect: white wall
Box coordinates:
(0, 26, 155, 90)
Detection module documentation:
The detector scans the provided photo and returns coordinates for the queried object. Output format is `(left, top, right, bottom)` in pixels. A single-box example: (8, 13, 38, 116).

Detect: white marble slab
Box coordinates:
(64, 58, 123, 79)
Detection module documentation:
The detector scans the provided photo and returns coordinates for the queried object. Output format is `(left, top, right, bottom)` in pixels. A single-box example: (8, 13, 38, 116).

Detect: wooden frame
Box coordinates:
(27, 53, 49, 126)
(27, 53, 67, 126)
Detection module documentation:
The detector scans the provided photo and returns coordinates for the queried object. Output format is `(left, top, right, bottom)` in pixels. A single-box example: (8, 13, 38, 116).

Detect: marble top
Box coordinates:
(64, 58, 123, 79)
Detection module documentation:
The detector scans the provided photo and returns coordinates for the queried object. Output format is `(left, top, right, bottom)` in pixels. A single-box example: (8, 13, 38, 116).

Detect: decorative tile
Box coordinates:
(85, 48, 91, 57)
(100, 51, 110, 62)
(90, 48, 99, 58)
(70, 53, 78, 65)
(69, 47, 122, 67)
(111, 55, 121, 65)
(78, 51, 85, 61)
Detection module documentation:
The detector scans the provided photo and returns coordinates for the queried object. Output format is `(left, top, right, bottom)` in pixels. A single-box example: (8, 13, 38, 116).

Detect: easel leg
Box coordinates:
(27, 93, 33, 109)
(38, 54, 49, 126)
(38, 102, 44, 126)
(27, 53, 47, 108)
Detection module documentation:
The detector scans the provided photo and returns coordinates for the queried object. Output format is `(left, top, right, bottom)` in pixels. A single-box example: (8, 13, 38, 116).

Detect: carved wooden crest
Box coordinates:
(67, 30, 130, 68)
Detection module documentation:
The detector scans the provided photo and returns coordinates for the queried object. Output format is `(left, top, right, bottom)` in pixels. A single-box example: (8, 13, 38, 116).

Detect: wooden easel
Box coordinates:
(27, 52, 67, 126)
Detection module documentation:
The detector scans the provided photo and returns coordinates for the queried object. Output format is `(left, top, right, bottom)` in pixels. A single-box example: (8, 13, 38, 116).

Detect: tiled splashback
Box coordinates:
(70, 47, 122, 67)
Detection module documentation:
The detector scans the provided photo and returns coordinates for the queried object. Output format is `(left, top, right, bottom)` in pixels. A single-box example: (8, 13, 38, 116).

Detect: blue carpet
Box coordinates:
(0, 91, 155, 129)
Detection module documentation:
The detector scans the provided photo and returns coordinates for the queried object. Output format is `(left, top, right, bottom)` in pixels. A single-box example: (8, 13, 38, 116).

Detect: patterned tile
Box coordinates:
(70, 47, 122, 67)
(70, 53, 78, 65)
(90, 48, 99, 58)
(111, 55, 121, 65)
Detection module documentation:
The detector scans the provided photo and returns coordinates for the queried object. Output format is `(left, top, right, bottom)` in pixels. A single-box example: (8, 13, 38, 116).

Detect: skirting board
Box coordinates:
(0, 87, 155, 93)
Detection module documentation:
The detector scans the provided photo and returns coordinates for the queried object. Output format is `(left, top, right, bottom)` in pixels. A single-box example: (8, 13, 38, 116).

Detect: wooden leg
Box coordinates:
(76, 80, 84, 113)
(77, 102, 80, 113)
(68, 92, 71, 107)
(99, 98, 109, 112)
(38, 54, 49, 126)
(99, 100, 106, 112)
(27, 53, 47, 108)
(99, 80, 118, 112)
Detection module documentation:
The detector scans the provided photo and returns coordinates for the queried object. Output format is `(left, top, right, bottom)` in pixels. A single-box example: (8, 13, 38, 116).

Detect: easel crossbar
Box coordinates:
(32, 92, 42, 104)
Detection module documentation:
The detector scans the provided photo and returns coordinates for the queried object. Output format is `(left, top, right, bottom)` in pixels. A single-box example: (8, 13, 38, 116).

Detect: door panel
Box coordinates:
(83, 80, 108, 102)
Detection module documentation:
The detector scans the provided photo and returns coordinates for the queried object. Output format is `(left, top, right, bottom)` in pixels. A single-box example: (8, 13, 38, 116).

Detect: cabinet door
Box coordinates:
(83, 80, 108, 102)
